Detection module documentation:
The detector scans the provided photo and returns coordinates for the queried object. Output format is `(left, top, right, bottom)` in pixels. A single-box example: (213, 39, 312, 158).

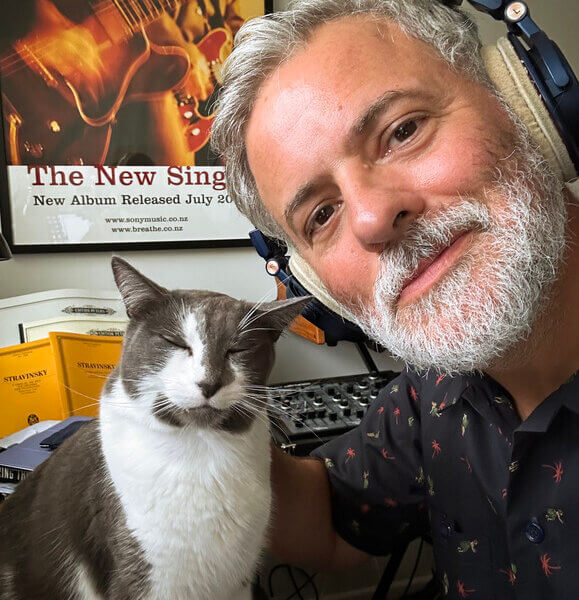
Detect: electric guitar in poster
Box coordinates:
(0, 0, 224, 165)
(174, 27, 230, 154)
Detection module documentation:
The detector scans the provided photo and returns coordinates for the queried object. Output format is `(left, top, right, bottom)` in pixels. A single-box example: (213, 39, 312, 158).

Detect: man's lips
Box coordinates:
(398, 231, 472, 306)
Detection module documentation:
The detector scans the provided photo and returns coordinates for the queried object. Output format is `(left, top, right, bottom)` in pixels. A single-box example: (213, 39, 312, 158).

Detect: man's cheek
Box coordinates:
(313, 256, 379, 308)
(405, 143, 493, 196)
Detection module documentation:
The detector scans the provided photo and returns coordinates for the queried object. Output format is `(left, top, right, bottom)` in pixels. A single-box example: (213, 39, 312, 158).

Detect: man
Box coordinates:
(212, 0, 579, 597)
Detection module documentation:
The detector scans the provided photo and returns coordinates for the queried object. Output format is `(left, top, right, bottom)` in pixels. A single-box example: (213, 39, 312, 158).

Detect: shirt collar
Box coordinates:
(428, 371, 519, 428)
(517, 371, 579, 433)
(421, 369, 579, 431)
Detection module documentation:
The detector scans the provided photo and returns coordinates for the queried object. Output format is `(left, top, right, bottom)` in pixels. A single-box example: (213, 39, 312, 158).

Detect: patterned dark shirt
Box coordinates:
(311, 368, 579, 599)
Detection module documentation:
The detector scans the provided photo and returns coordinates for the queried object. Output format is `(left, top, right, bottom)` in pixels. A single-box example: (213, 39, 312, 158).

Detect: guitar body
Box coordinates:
(175, 28, 230, 154)
(2, 71, 113, 165)
(1, 5, 190, 165)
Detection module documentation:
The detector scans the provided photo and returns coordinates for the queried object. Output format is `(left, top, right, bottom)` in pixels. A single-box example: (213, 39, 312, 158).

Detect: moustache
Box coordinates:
(376, 199, 491, 299)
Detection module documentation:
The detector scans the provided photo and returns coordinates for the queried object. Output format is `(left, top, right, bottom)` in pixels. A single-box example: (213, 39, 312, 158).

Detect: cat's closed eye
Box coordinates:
(160, 335, 193, 356)
(226, 345, 251, 357)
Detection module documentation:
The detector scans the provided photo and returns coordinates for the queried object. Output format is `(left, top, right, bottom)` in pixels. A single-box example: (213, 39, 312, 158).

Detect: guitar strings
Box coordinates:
(0, 0, 179, 76)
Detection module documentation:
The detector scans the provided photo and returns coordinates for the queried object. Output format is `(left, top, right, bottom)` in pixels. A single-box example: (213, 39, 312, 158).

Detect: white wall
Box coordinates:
(1, 0, 577, 384)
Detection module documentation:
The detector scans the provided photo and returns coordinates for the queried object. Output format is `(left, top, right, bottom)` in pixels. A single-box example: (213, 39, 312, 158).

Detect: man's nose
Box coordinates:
(339, 167, 425, 250)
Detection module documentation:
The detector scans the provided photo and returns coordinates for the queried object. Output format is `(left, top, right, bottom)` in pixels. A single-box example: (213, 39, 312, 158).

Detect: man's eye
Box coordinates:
(394, 120, 418, 142)
(382, 118, 421, 156)
(308, 204, 335, 235)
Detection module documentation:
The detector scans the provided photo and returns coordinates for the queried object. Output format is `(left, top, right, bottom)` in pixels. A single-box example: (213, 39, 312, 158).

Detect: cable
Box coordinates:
(268, 564, 288, 596)
(356, 341, 379, 373)
(284, 566, 319, 600)
(400, 537, 424, 599)
(287, 566, 305, 600)
(268, 563, 319, 600)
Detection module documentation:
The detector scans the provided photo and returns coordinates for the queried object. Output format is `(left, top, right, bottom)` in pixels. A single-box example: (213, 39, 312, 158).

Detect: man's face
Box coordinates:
(246, 16, 566, 371)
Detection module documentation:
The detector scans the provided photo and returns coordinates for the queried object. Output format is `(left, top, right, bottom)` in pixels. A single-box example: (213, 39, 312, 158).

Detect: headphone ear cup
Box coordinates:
(481, 37, 576, 182)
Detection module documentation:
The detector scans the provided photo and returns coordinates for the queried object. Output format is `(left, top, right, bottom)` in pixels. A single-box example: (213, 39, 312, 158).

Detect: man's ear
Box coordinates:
(255, 296, 313, 340)
(111, 257, 169, 318)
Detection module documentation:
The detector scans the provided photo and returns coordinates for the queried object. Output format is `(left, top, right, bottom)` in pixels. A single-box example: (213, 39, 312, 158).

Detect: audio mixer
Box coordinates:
(268, 370, 399, 455)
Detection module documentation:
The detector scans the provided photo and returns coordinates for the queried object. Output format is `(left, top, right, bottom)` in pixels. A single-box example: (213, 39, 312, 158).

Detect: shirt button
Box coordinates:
(440, 520, 453, 540)
(525, 518, 545, 543)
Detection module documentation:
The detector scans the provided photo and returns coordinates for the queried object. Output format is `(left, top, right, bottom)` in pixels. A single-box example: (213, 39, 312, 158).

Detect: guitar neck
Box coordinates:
(96, 0, 179, 36)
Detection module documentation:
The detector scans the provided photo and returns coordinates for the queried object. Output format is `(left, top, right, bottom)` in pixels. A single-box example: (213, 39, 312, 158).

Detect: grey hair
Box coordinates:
(212, 0, 489, 242)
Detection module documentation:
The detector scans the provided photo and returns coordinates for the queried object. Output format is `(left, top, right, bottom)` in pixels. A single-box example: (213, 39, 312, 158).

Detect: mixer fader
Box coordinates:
(268, 370, 399, 455)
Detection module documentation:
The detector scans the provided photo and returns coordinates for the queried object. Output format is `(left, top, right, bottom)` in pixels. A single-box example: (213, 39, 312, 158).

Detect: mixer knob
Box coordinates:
(332, 393, 342, 402)
(356, 381, 369, 390)
(313, 398, 324, 407)
(351, 391, 362, 400)
(359, 397, 369, 406)
(339, 398, 349, 408)
(368, 374, 380, 381)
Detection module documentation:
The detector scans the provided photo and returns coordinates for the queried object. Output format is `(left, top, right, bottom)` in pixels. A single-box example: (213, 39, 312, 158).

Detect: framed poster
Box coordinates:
(0, 0, 271, 253)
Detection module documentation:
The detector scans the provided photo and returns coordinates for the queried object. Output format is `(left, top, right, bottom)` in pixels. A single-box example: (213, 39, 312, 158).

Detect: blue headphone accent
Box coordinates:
(249, 230, 372, 346)
(251, 0, 578, 346)
(444, 0, 579, 170)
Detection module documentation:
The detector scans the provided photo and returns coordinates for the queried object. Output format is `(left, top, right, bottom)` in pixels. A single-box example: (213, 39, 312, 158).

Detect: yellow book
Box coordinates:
(0, 339, 63, 437)
(49, 332, 123, 418)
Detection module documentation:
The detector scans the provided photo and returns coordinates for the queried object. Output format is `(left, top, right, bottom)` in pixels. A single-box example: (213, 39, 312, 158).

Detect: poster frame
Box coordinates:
(0, 0, 272, 254)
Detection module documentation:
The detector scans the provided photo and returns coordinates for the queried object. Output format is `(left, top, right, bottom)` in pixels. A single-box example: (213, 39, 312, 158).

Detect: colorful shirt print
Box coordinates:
(311, 369, 579, 599)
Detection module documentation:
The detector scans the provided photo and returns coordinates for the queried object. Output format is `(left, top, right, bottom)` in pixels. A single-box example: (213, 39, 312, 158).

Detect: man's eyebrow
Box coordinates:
(284, 180, 320, 234)
(348, 89, 435, 141)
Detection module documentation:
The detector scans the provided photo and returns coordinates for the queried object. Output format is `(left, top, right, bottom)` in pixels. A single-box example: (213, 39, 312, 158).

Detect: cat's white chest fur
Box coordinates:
(99, 389, 271, 600)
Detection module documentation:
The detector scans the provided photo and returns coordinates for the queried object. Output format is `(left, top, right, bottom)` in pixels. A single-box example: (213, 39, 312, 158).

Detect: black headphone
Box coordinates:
(444, 0, 579, 170)
(251, 0, 579, 347)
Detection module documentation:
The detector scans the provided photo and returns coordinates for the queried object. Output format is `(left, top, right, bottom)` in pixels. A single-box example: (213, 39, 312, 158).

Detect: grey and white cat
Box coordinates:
(0, 257, 310, 600)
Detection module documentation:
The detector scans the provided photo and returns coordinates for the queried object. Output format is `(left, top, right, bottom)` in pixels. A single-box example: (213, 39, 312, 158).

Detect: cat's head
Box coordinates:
(110, 257, 311, 432)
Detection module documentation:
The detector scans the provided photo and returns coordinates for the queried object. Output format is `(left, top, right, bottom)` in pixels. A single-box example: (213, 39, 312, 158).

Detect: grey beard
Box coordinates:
(350, 135, 567, 374)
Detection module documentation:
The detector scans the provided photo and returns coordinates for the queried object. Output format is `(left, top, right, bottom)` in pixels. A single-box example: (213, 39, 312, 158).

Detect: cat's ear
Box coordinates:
(256, 296, 313, 340)
(111, 257, 169, 318)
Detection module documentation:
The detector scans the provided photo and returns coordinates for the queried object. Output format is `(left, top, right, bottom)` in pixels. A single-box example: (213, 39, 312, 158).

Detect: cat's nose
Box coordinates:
(198, 381, 221, 399)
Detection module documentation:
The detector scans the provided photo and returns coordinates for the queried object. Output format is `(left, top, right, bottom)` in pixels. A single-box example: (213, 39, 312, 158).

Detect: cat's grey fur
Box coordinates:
(0, 257, 309, 600)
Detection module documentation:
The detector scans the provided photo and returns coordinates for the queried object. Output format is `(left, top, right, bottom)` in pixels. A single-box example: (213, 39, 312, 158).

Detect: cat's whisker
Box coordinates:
(245, 383, 320, 393)
(238, 393, 323, 443)
(242, 395, 324, 443)
(238, 299, 286, 332)
(238, 395, 273, 409)
(238, 288, 275, 332)
(238, 327, 279, 337)
(58, 384, 137, 414)
(232, 402, 269, 427)
(244, 407, 292, 444)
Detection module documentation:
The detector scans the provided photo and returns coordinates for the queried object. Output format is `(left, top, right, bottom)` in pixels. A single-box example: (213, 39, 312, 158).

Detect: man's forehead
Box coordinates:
(245, 14, 453, 226)
(248, 15, 446, 144)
